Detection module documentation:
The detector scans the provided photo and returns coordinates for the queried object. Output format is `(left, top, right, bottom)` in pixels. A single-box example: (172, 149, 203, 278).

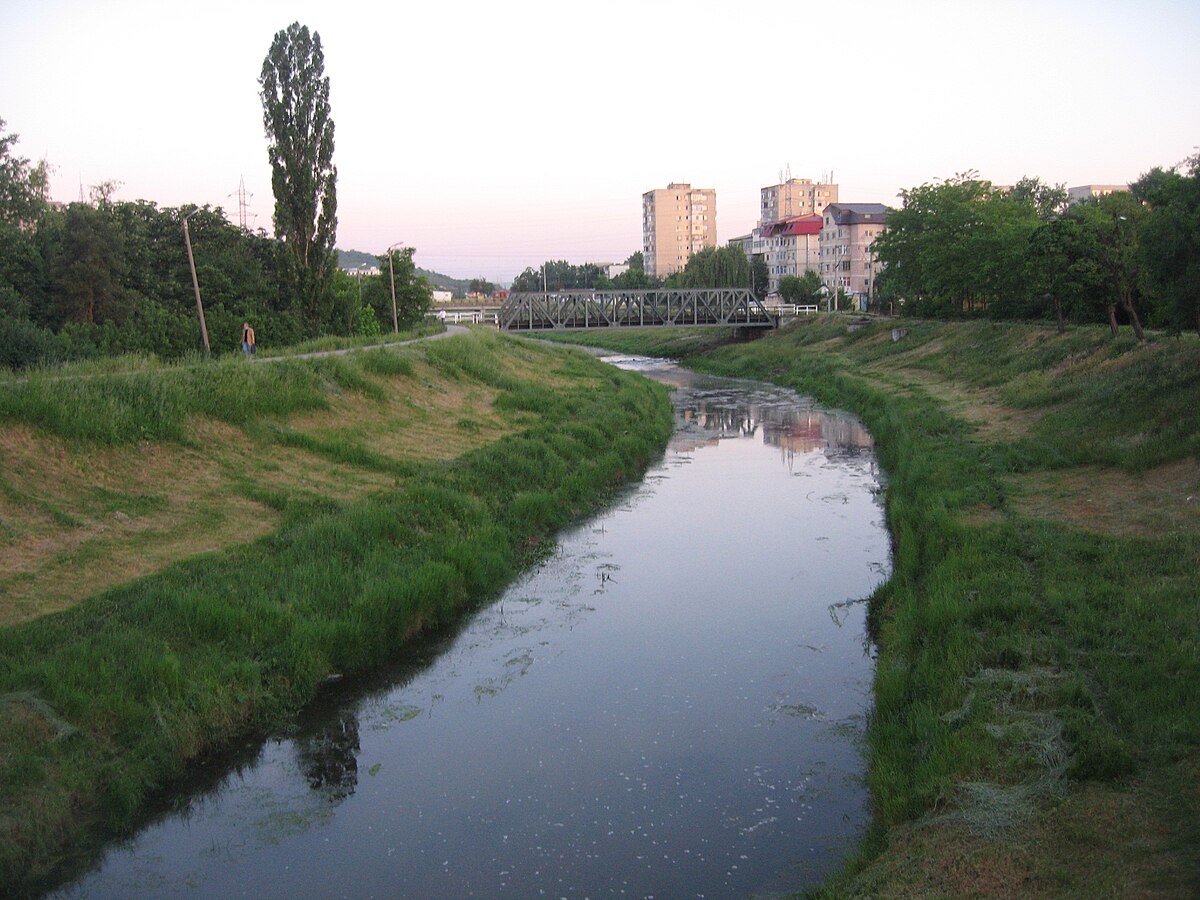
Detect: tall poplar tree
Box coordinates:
(259, 22, 338, 333)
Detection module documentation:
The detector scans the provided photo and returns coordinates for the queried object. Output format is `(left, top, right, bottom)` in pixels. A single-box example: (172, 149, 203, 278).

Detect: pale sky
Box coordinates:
(2, 0, 1197, 282)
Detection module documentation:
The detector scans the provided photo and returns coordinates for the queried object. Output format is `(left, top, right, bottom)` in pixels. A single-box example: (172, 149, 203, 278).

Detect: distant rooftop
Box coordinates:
(824, 203, 890, 225)
(764, 213, 823, 237)
(1067, 184, 1129, 203)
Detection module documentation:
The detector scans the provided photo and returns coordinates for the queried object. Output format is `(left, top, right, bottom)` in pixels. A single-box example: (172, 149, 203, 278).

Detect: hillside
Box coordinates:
(336, 248, 474, 296)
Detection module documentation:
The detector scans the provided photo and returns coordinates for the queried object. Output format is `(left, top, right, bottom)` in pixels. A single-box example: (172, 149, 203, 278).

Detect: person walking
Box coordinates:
(241, 322, 256, 357)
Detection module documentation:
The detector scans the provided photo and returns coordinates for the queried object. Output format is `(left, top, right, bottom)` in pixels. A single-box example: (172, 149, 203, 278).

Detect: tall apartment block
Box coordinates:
(740, 178, 838, 295)
(759, 178, 838, 227)
(642, 183, 717, 279)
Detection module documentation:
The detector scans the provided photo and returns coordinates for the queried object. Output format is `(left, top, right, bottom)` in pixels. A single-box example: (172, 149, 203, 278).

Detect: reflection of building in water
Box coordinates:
(678, 404, 760, 438)
(763, 409, 873, 454)
(669, 389, 872, 461)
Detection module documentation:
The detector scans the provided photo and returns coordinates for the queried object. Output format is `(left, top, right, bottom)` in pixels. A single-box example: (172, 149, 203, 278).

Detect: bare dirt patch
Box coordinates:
(849, 765, 1198, 898)
(0, 424, 281, 625)
(1007, 460, 1200, 538)
(880, 367, 1046, 444)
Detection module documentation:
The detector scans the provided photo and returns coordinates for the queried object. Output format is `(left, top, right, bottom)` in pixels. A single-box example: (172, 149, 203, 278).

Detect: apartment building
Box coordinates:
(818, 203, 889, 307)
(759, 178, 838, 226)
(1067, 184, 1129, 204)
(761, 214, 823, 296)
(642, 183, 717, 278)
(735, 177, 839, 296)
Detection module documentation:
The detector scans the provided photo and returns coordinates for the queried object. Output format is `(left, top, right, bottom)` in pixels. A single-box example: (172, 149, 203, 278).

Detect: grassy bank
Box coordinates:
(0, 330, 673, 894)
(540, 319, 1200, 895)
(258, 320, 444, 358)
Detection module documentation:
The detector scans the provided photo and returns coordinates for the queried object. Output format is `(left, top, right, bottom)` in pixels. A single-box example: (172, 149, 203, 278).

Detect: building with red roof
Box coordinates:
(762, 214, 824, 296)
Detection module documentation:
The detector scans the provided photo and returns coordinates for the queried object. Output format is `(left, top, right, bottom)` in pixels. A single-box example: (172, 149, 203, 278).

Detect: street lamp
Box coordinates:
(386, 241, 405, 334)
(182, 208, 211, 354)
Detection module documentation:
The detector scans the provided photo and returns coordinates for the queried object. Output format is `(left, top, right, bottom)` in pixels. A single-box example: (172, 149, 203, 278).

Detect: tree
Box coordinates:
(259, 22, 338, 335)
(1134, 158, 1200, 334)
(0, 120, 50, 323)
(1008, 176, 1068, 221)
(1027, 217, 1106, 332)
(778, 270, 823, 305)
(1069, 192, 1147, 339)
(469, 278, 496, 295)
(510, 260, 607, 292)
(873, 173, 1041, 317)
(362, 248, 431, 329)
(0, 119, 49, 227)
(329, 268, 362, 336)
(750, 254, 768, 297)
(624, 250, 645, 271)
(610, 266, 659, 289)
(667, 245, 751, 289)
(46, 203, 127, 326)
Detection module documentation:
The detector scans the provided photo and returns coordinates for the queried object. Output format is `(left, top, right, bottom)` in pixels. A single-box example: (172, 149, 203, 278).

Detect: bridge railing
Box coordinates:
(499, 289, 776, 331)
(427, 307, 500, 325)
(764, 303, 820, 316)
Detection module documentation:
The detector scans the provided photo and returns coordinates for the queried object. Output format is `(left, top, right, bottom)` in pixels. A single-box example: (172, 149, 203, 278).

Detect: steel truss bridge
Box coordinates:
(498, 289, 778, 331)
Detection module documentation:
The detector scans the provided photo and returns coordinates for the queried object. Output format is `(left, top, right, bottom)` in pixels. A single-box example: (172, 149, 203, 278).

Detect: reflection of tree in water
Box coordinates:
(294, 712, 360, 803)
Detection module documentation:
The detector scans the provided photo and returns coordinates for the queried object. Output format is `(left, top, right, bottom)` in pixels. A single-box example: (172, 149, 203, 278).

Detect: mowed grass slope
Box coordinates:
(0, 330, 674, 894)
(542, 319, 1200, 896)
(0, 335, 514, 624)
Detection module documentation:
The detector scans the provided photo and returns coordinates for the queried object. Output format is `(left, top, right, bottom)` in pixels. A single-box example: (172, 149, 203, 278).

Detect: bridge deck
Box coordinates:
(499, 289, 777, 331)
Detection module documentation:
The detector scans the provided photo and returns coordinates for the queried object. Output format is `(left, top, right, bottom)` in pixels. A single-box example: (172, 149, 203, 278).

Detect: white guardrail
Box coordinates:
(765, 303, 820, 315)
(430, 308, 500, 325)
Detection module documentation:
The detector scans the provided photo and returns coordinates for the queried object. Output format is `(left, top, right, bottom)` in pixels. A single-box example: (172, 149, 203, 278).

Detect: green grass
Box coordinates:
(0, 332, 673, 894)
(0, 327, 443, 445)
(253, 322, 443, 357)
(0, 349, 426, 445)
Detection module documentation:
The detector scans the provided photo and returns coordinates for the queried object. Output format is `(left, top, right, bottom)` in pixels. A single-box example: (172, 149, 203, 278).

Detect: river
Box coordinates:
(54, 355, 890, 899)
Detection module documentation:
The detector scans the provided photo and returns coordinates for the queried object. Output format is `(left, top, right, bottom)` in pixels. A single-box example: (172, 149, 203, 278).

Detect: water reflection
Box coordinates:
(294, 712, 360, 804)
(53, 355, 891, 900)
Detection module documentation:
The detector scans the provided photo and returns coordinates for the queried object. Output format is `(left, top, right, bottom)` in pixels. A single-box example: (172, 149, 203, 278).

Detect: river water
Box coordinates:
(54, 356, 890, 899)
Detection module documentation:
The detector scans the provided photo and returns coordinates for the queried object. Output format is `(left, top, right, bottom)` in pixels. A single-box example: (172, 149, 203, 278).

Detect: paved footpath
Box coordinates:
(255, 324, 470, 362)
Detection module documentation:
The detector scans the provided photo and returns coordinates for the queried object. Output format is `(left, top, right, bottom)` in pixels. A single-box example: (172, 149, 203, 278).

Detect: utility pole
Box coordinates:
(182, 210, 211, 354)
(387, 242, 404, 334)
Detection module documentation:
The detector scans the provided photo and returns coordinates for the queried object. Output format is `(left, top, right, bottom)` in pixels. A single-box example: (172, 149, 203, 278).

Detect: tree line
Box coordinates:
(874, 164, 1200, 335)
(0, 22, 432, 369)
(509, 247, 770, 295)
(0, 131, 428, 369)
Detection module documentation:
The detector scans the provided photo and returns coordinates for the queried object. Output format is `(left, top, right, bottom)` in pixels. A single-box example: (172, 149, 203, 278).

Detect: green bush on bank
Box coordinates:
(0, 332, 674, 894)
